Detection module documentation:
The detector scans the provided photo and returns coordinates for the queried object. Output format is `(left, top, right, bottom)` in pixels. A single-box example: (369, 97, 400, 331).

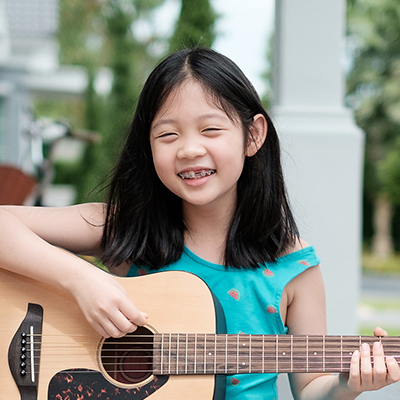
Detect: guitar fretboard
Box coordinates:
(153, 334, 400, 375)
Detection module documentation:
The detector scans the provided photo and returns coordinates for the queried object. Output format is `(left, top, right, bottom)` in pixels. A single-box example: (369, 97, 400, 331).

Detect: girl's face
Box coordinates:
(150, 80, 247, 213)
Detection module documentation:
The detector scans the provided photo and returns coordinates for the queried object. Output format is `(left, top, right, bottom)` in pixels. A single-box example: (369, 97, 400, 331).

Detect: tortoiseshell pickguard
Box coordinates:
(48, 369, 168, 400)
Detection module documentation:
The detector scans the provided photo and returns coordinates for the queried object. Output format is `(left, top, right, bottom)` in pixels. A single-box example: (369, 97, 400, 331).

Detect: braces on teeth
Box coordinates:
(178, 169, 216, 179)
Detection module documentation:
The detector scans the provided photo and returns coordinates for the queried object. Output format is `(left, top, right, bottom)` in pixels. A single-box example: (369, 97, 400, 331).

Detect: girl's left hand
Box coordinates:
(340, 327, 400, 393)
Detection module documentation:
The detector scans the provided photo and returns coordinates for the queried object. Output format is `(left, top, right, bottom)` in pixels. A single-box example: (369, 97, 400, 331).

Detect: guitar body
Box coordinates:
(0, 268, 223, 400)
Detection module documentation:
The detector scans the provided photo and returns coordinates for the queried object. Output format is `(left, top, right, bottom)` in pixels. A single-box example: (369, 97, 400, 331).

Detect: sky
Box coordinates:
(212, 0, 275, 95)
(151, 0, 275, 95)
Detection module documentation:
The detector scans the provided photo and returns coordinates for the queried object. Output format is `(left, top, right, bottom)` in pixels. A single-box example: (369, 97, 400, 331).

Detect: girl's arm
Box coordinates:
(0, 204, 147, 337)
(286, 263, 400, 400)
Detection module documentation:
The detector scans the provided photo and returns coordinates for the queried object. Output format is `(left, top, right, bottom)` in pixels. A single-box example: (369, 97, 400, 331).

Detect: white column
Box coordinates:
(272, 0, 363, 335)
(272, 1, 364, 398)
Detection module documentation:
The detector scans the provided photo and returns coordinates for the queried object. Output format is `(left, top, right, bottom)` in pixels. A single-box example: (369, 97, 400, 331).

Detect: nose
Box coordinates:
(177, 135, 207, 159)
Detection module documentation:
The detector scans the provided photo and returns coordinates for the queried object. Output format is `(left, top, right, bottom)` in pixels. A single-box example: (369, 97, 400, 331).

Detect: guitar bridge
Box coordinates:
(8, 303, 43, 400)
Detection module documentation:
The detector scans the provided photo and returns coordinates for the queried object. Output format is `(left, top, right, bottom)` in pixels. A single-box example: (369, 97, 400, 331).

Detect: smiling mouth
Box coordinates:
(178, 169, 216, 180)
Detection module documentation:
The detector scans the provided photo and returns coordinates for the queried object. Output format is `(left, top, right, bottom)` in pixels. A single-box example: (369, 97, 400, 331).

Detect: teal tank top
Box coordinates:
(127, 245, 320, 400)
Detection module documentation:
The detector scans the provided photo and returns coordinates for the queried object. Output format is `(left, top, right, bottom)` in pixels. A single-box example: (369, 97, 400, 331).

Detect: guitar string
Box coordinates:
(24, 340, 399, 356)
(24, 348, 400, 356)
(25, 346, 400, 354)
(23, 340, 400, 351)
(24, 354, 400, 369)
(24, 334, 400, 344)
(21, 334, 400, 372)
(26, 334, 400, 339)
(24, 337, 400, 351)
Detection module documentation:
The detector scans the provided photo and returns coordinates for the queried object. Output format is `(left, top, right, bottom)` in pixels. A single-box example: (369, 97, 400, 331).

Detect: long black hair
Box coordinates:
(101, 47, 299, 269)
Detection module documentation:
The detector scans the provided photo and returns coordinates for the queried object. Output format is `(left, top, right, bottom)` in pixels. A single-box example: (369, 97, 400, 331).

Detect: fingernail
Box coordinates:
(373, 341, 382, 351)
(361, 343, 370, 353)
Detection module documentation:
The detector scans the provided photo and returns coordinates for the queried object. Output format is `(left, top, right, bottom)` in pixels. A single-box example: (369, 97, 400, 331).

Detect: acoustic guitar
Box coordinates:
(1, 267, 399, 400)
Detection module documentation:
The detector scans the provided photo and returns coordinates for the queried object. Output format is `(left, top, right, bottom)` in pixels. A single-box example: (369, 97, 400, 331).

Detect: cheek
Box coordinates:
(216, 144, 246, 173)
(151, 146, 174, 187)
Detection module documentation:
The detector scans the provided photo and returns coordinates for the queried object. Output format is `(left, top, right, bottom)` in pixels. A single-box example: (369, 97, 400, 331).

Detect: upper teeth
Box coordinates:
(178, 169, 216, 179)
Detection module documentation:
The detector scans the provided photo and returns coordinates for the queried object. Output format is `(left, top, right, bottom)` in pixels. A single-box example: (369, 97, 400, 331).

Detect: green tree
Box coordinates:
(347, 0, 400, 257)
(57, 0, 167, 202)
(169, 0, 218, 51)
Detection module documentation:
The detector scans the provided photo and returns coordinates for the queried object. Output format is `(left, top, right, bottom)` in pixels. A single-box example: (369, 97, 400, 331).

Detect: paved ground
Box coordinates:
(362, 274, 400, 298)
(359, 274, 400, 331)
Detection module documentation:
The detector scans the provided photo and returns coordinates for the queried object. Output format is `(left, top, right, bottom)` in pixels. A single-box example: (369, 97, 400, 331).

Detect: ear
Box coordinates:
(245, 114, 268, 157)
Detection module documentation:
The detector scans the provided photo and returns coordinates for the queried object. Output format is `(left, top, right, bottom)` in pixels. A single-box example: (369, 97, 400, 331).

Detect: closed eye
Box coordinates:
(157, 132, 178, 139)
(202, 127, 223, 134)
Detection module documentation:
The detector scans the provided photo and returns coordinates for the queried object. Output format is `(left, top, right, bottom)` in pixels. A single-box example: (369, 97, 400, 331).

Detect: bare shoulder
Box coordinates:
(280, 237, 311, 256)
(284, 238, 323, 296)
(284, 238, 326, 334)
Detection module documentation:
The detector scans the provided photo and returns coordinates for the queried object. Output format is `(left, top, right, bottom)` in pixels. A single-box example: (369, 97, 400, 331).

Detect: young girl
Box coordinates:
(0, 47, 399, 399)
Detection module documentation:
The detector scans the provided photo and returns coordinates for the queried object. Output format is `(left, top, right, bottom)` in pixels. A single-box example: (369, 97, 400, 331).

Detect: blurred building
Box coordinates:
(0, 0, 86, 170)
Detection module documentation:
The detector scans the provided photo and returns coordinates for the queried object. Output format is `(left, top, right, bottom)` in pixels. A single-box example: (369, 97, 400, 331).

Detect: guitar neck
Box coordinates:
(153, 334, 400, 375)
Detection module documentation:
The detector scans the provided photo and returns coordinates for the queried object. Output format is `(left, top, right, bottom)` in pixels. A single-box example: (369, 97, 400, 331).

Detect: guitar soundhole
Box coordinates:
(100, 326, 153, 385)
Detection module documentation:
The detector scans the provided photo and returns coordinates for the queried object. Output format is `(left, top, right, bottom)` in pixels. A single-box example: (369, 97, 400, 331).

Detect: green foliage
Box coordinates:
(348, 0, 400, 194)
(59, 0, 104, 66)
(169, 0, 218, 51)
(56, 0, 168, 202)
(378, 137, 400, 205)
(347, 0, 400, 199)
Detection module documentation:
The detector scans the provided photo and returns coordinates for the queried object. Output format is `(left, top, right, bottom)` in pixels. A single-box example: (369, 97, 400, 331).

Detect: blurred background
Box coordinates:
(0, 0, 399, 398)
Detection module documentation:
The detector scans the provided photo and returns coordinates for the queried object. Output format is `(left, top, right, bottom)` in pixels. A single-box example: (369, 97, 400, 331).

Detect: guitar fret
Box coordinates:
(168, 334, 171, 375)
(340, 335, 343, 372)
(293, 336, 307, 373)
(276, 335, 279, 373)
(225, 335, 238, 374)
(236, 335, 251, 373)
(262, 335, 265, 373)
(249, 335, 252, 373)
(236, 335, 239, 374)
(290, 335, 293, 372)
(225, 335, 228, 374)
(160, 333, 164, 374)
(198, 334, 205, 374)
(204, 334, 207, 374)
(308, 336, 323, 373)
(278, 335, 293, 373)
(306, 335, 309, 372)
(214, 334, 217, 374)
(185, 333, 188, 374)
(326, 336, 346, 372)
(194, 334, 197, 374)
(176, 333, 179, 374)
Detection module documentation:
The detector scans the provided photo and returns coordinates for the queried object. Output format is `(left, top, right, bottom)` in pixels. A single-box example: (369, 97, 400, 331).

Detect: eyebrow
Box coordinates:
(152, 113, 229, 131)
